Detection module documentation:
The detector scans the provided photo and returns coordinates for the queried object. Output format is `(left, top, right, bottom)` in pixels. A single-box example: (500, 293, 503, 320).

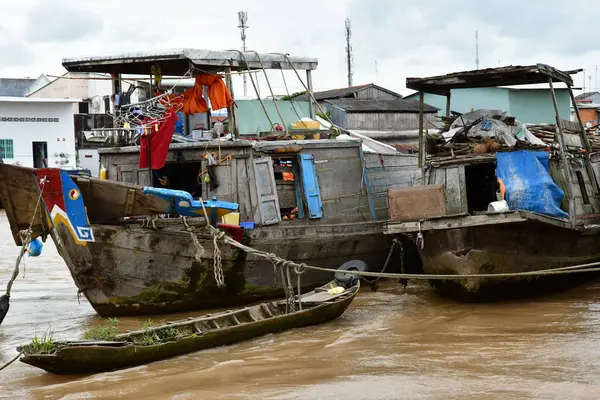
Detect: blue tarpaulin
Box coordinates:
(495, 151, 568, 218)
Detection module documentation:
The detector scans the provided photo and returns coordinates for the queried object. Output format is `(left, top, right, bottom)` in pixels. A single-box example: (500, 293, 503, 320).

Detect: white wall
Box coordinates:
(0, 101, 77, 168)
(27, 72, 113, 114)
(77, 148, 100, 177)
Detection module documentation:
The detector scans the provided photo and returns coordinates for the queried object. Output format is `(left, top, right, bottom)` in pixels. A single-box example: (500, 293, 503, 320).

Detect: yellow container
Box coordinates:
(291, 120, 320, 130)
(99, 165, 107, 180)
(221, 212, 240, 225)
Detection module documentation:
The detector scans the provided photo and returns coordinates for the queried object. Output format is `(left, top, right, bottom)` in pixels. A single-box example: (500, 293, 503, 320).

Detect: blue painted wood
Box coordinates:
(299, 153, 323, 219)
(142, 187, 238, 221)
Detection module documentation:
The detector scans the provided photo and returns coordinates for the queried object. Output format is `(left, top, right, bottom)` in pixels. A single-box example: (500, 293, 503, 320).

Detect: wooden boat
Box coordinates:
(0, 49, 422, 318)
(384, 64, 600, 301)
(17, 279, 359, 374)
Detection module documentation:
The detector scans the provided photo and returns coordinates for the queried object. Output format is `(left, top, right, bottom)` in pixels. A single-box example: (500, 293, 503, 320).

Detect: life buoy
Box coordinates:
(335, 260, 368, 286)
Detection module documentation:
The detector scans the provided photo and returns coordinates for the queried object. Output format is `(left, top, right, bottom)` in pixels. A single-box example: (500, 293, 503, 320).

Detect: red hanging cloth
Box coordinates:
(138, 111, 179, 170)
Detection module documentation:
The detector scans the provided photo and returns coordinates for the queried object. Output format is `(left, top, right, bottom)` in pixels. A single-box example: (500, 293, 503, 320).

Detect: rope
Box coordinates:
(248, 51, 288, 134)
(280, 69, 304, 123)
(4, 177, 47, 298)
(375, 238, 398, 283)
(211, 228, 600, 280)
(227, 50, 275, 130)
(295, 263, 305, 311)
(0, 351, 22, 372)
(195, 198, 226, 288)
(212, 230, 226, 287)
(181, 217, 205, 262)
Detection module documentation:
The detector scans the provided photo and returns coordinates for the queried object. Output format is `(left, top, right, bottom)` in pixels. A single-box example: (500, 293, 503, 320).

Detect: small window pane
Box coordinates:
(0, 139, 14, 158)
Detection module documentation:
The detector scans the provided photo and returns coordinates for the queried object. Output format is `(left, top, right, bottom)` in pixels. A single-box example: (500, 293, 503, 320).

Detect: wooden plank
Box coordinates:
(384, 212, 526, 234)
(445, 167, 463, 214)
(432, 167, 446, 187)
(457, 165, 468, 215)
(387, 184, 446, 222)
(124, 189, 136, 216)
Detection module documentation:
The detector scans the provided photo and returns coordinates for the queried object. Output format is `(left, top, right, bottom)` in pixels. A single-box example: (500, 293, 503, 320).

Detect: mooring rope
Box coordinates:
(4, 176, 47, 300)
(210, 227, 600, 280)
(0, 351, 22, 372)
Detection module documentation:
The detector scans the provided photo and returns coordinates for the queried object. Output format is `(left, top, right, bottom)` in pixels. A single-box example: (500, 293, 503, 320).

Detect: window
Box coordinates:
(0, 139, 14, 159)
(78, 101, 90, 114)
(272, 156, 302, 219)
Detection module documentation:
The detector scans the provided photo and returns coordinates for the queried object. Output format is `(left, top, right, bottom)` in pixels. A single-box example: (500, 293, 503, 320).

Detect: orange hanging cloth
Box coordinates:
(181, 74, 233, 115)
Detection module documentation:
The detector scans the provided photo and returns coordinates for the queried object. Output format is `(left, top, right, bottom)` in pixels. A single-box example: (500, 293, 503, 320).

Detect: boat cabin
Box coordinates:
(385, 64, 600, 234)
(59, 48, 419, 227)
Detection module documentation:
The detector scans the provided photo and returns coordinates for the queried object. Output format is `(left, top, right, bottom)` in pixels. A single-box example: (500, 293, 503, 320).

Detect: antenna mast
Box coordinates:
(345, 18, 354, 87)
(238, 11, 249, 97)
(475, 31, 480, 70)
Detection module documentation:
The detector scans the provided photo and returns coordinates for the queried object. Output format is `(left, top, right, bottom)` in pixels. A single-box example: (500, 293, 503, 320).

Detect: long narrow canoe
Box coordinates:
(18, 279, 359, 374)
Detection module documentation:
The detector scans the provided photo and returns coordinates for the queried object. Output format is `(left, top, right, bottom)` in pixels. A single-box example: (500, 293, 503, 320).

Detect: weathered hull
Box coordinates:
(419, 220, 600, 301)
(20, 283, 357, 374)
(53, 219, 398, 317)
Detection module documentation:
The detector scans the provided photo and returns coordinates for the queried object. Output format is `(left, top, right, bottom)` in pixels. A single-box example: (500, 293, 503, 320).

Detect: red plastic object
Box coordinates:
(217, 223, 243, 243)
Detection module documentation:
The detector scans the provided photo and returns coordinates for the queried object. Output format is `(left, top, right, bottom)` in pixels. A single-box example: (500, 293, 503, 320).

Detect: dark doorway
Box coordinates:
(465, 162, 498, 214)
(32, 142, 48, 168)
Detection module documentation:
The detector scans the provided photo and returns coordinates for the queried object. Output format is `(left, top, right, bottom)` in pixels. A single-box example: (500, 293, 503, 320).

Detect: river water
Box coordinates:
(2, 211, 600, 399)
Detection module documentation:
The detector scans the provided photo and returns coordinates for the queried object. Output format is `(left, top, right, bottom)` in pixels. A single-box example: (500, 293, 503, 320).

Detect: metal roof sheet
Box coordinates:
(325, 98, 438, 113)
(406, 64, 580, 96)
(293, 83, 402, 101)
(62, 49, 318, 75)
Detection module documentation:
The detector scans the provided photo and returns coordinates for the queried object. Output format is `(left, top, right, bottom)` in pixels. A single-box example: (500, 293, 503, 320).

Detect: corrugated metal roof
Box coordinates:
(406, 64, 579, 95)
(326, 99, 438, 113)
(62, 49, 318, 75)
(293, 83, 402, 101)
(0, 78, 35, 97)
(575, 91, 599, 100)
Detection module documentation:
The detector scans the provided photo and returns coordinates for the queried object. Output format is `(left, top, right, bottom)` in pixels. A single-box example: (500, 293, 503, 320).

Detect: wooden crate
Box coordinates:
(387, 184, 446, 221)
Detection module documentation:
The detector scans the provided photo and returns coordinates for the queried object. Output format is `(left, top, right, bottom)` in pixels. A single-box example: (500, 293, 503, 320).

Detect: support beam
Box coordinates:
(549, 78, 576, 228)
(306, 70, 315, 119)
(445, 93, 451, 117)
(224, 67, 238, 138)
(111, 73, 121, 128)
(418, 91, 425, 183)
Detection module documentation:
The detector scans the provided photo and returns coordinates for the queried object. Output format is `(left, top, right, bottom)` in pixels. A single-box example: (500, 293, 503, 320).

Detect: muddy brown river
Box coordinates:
(2, 211, 600, 399)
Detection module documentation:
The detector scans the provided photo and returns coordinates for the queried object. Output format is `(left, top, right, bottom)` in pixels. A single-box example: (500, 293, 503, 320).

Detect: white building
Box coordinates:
(0, 97, 78, 168)
(27, 72, 114, 115)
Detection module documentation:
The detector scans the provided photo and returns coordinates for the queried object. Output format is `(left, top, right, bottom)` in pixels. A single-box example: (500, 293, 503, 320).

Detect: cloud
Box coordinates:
(25, 0, 103, 42)
(0, 25, 34, 69)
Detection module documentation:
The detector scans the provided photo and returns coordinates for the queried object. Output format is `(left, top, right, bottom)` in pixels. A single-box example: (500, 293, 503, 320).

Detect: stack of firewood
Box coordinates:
(527, 124, 600, 151)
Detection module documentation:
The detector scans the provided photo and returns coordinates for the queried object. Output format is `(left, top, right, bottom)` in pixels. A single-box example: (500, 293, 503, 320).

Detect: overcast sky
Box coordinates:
(2, 0, 600, 96)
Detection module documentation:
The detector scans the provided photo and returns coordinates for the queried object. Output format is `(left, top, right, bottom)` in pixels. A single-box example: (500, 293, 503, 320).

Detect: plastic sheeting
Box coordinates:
(495, 151, 568, 218)
(447, 109, 544, 147)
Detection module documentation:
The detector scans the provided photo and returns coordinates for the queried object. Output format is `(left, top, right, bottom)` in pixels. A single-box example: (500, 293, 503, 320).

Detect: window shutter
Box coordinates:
(299, 153, 323, 219)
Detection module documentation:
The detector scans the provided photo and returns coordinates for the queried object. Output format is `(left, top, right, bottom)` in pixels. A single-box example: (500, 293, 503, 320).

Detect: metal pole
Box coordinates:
(306, 70, 315, 119)
(548, 78, 575, 227)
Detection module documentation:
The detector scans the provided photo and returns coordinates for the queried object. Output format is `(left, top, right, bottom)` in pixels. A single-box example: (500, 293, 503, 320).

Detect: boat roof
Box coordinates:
(62, 49, 318, 76)
(98, 138, 362, 155)
(406, 64, 581, 96)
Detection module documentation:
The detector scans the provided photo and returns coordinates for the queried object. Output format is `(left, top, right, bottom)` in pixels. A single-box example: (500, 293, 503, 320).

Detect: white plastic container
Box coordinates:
(487, 200, 509, 213)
